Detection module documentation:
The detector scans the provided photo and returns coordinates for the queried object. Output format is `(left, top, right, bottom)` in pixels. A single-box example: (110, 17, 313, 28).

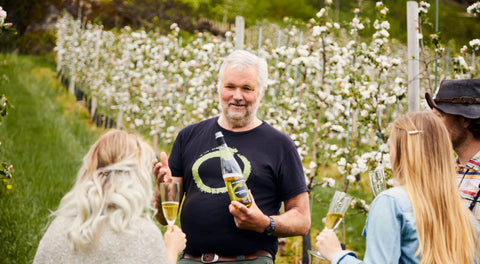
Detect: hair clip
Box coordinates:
(99, 171, 111, 177)
(408, 130, 423, 135)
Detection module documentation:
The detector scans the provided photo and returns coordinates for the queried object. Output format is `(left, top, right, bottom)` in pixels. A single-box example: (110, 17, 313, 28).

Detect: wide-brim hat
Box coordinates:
(425, 79, 480, 119)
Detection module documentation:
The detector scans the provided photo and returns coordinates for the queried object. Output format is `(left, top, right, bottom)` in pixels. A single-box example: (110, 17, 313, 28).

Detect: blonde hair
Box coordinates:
(390, 111, 479, 263)
(54, 130, 156, 251)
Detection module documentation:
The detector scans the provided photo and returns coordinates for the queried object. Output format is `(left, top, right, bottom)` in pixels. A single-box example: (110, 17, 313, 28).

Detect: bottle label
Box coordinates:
(224, 174, 250, 202)
(231, 178, 249, 198)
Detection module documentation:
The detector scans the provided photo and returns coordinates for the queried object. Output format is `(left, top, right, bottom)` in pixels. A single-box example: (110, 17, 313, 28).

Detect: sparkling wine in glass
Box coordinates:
(160, 182, 180, 225)
(325, 212, 345, 230)
(309, 191, 352, 259)
(369, 167, 386, 197)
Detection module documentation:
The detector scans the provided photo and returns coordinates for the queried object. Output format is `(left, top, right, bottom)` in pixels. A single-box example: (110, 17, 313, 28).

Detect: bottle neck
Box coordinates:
(216, 138, 226, 147)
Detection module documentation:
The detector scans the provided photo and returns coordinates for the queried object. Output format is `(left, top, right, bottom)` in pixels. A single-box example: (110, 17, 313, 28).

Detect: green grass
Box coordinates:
(0, 53, 101, 263)
(0, 53, 369, 263)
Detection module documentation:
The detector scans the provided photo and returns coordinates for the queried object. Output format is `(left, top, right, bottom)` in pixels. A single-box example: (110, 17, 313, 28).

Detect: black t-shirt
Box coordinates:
(169, 117, 307, 257)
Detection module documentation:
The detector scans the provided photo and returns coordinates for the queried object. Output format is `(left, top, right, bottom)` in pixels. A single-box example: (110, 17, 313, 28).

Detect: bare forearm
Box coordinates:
(153, 186, 168, 225)
(272, 192, 310, 237)
(272, 208, 310, 237)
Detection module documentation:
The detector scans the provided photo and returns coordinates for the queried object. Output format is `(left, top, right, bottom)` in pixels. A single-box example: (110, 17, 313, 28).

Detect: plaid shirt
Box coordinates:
(456, 150, 480, 222)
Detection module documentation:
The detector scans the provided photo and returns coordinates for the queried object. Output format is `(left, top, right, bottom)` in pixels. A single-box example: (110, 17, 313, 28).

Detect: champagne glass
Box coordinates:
(309, 191, 352, 259)
(160, 182, 180, 226)
(368, 167, 386, 197)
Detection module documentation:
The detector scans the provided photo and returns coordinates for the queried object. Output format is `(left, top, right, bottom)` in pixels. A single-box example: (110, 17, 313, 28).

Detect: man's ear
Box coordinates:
(462, 117, 471, 129)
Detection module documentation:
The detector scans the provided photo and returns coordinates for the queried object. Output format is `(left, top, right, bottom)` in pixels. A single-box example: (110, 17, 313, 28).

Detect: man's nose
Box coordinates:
(232, 88, 243, 100)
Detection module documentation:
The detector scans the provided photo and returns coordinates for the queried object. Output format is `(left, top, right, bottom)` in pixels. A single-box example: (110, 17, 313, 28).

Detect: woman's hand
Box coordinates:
(164, 225, 186, 262)
(315, 228, 343, 261)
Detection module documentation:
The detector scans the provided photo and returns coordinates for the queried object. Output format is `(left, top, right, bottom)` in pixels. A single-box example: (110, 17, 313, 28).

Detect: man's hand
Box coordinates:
(229, 192, 310, 237)
(152, 151, 173, 225)
(229, 194, 270, 233)
(153, 151, 172, 184)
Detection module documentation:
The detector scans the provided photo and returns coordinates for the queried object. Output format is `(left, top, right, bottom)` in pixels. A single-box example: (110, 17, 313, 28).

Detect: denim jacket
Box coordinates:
(332, 187, 480, 264)
(332, 187, 420, 264)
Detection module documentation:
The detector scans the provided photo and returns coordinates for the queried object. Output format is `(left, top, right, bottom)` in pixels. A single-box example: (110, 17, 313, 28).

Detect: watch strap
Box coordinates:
(264, 216, 275, 235)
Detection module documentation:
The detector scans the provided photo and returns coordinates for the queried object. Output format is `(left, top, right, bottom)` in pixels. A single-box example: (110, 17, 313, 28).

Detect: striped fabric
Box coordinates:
(456, 152, 480, 222)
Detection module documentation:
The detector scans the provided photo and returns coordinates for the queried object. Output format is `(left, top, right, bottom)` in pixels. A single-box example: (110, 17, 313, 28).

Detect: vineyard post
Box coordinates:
(293, 29, 303, 98)
(91, 29, 101, 119)
(235, 16, 244, 50)
(407, 1, 420, 112)
(445, 49, 450, 79)
(116, 109, 123, 130)
(472, 51, 476, 78)
(271, 27, 282, 102)
(257, 24, 263, 55)
(434, 0, 439, 90)
(68, 74, 75, 95)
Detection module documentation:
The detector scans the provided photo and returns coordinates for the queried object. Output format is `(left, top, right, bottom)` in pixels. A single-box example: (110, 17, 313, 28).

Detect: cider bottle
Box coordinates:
(215, 131, 252, 207)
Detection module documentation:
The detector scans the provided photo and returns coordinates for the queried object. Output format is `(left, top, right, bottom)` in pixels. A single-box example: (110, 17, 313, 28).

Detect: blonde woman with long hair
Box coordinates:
(34, 130, 186, 263)
(315, 112, 479, 264)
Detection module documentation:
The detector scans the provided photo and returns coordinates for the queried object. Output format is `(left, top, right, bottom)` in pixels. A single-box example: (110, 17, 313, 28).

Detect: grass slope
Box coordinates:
(0, 54, 101, 263)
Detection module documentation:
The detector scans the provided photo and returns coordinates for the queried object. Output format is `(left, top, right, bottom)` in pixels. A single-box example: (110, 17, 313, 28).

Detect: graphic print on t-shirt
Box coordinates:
(191, 146, 251, 194)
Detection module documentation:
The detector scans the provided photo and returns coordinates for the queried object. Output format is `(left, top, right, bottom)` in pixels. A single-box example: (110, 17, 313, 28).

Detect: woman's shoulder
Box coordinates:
(373, 187, 412, 212)
(33, 215, 73, 264)
(380, 186, 408, 198)
(93, 217, 167, 263)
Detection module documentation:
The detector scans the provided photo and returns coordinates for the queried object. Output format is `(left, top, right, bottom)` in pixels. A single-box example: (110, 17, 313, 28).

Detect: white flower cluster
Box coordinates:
(55, 1, 472, 206)
(418, 1, 430, 14)
(467, 2, 480, 16)
(56, 13, 230, 145)
(0, 6, 6, 19)
(469, 39, 480, 51)
(0, 6, 6, 27)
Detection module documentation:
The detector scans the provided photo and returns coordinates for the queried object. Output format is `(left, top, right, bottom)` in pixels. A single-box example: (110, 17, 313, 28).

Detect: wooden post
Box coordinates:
(91, 29, 101, 119)
(445, 49, 450, 80)
(116, 109, 123, 129)
(434, 0, 439, 91)
(293, 29, 304, 97)
(271, 27, 282, 102)
(69, 74, 75, 95)
(153, 133, 159, 155)
(257, 25, 263, 55)
(407, 1, 420, 112)
(472, 51, 476, 78)
(235, 16, 244, 50)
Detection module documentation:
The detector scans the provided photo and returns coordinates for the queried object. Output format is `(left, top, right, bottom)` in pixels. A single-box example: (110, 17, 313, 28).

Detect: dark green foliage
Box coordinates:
(0, 0, 479, 55)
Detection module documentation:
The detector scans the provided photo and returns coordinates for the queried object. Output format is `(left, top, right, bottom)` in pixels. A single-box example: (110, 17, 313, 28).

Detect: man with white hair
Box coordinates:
(153, 50, 311, 263)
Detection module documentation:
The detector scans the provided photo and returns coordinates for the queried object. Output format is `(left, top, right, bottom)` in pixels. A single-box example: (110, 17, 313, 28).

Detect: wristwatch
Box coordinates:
(264, 216, 276, 236)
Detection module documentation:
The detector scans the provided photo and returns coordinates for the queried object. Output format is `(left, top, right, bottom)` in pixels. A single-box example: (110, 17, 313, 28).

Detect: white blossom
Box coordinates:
(0, 9, 6, 20)
(419, 1, 430, 13)
(316, 8, 326, 18)
(347, 175, 356, 183)
(321, 177, 335, 188)
(312, 26, 328, 37)
(467, 2, 480, 16)
(469, 39, 480, 50)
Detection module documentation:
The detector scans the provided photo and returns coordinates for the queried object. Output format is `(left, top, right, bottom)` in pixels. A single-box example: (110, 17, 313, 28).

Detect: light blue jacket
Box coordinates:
(332, 187, 479, 264)
(332, 187, 419, 264)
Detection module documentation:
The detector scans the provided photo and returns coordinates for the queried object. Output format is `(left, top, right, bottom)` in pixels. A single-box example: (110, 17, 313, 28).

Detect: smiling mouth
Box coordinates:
(230, 103, 246, 108)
